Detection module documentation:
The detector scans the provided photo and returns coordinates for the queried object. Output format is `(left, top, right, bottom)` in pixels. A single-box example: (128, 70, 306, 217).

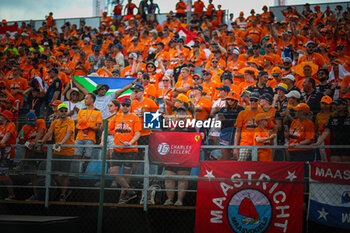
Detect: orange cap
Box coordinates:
(272, 66, 282, 74)
(226, 91, 239, 101)
(240, 11, 244, 15)
(174, 94, 189, 103)
(321, 96, 332, 104)
(293, 103, 310, 113)
(1, 19, 7, 24)
(255, 113, 271, 122)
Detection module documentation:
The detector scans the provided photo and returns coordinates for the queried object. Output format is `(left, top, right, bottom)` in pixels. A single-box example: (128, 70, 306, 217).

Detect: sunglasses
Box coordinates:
(203, 73, 210, 76)
(128, 57, 134, 60)
(59, 109, 68, 112)
(121, 104, 130, 107)
(71, 92, 79, 95)
(133, 90, 140, 93)
(283, 62, 291, 65)
(99, 87, 107, 91)
(250, 99, 259, 102)
(143, 76, 150, 79)
(162, 79, 169, 82)
(307, 46, 314, 49)
(226, 98, 236, 101)
(212, 61, 218, 63)
(193, 78, 200, 80)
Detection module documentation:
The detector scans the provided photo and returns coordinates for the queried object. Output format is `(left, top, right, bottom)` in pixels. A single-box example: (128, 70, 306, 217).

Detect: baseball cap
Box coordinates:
(121, 98, 132, 105)
(48, 67, 59, 74)
(26, 112, 37, 126)
(305, 41, 315, 47)
(276, 83, 288, 93)
(333, 98, 347, 105)
(260, 93, 273, 103)
(115, 44, 123, 50)
(285, 90, 301, 99)
(174, 94, 189, 103)
(272, 67, 282, 75)
(258, 71, 268, 77)
(216, 85, 230, 93)
(50, 100, 63, 106)
(282, 74, 295, 82)
(293, 103, 310, 113)
(226, 91, 239, 101)
(249, 92, 260, 100)
(57, 103, 68, 110)
(321, 96, 332, 104)
(131, 84, 144, 92)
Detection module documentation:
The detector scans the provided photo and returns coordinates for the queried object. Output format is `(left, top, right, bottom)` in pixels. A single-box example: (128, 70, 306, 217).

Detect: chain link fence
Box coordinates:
(1, 142, 350, 233)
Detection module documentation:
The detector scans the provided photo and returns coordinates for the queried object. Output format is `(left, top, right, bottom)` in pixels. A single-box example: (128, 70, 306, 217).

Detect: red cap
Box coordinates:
(0, 110, 13, 122)
(50, 100, 63, 106)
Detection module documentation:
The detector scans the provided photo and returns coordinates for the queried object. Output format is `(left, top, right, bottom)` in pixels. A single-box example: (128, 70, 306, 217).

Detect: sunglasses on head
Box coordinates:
(121, 103, 130, 107)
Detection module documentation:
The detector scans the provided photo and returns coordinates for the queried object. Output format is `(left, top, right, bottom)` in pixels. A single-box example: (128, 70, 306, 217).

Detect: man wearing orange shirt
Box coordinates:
(205, 0, 215, 20)
(234, 92, 262, 161)
(190, 85, 213, 121)
(193, 0, 205, 17)
(288, 103, 315, 161)
(6, 65, 30, 106)
(175, 0, 187, 19)
(71, 51, 91, 77)
(130, 84, 158, 145)
(298, 41, 326, 68)
(202, 70, 219, 100)
(75, 93, 102, 172)
(109, 97, 141, 204)
(41, 103, 75, 201)
(141, 72, 157, 100)
(101, 12, 112, 27)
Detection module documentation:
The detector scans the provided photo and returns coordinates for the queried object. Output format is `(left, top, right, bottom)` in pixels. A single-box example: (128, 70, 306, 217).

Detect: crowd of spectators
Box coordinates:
(0, 1, 350, 204)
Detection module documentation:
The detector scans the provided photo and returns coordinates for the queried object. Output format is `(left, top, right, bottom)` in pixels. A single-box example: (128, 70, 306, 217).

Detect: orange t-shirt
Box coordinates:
(0, 121, 17, 159)
(144, 84, 157, 99)
(131, 98, 158, 136)
(21, 119, 46, 142)
(6, 77, 29, 105)
(288, 119, 315, 151)
(176, 1, 187, 14)
(193, 1, 205, 15)
(49, 118, 75, 156)
(96, 67, 113, 77)
(109, 113, 141, 153)
(191, 97, 213, 120)
(76, 108, 103, 143)
(71, 61, 91, 77)
(235, 108, 262, 146)
(254, 127, 273, 161)
(315, 112, 332, 135)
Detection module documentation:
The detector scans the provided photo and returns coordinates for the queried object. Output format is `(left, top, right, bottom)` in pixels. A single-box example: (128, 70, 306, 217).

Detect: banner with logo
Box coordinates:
(308, 162, 350, 229)
(195, 161, 304, 233)
(149, 131, 201, 167)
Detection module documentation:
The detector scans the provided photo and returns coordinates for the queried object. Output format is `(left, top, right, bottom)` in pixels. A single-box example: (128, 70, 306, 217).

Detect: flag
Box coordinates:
(178, 27, 205, 47)
(195, 161, 304, 233)
(149, 131, 201, 167)
(308, 162, 350, 230)
(73, 75, 135, 101)
(0, 24, 18, 34)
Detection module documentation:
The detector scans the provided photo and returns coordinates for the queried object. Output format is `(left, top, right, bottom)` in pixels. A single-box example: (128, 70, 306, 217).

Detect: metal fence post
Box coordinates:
(143, 146, 150, 212)
(252, 147, 258, 161)
(45, 145, 52, 208)
(97, 114, 115, 233)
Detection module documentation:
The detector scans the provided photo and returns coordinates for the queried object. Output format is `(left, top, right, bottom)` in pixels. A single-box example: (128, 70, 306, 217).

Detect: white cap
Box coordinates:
(232, 49, 239, 55)
(285, 90, 301, 99)
(282, 74, 295, 82)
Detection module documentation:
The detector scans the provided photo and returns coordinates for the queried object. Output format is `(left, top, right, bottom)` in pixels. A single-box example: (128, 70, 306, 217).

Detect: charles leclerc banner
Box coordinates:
(149, 131, 201, 167)
(195, 161, 304, 233)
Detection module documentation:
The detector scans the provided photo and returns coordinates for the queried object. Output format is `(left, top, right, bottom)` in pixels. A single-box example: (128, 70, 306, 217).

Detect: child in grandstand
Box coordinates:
(0, 110, 17, 200)
(16, 112, 46, 201)
(254, 113, 277, 161)
(41, 103, 75, 201)
(108, 98, 141, 204)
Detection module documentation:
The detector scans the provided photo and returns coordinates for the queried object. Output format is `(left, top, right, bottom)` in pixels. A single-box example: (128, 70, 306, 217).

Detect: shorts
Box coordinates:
(110, 150, 140, 169)
(164, 166, 191, 173)
(218, 127, 235, 146)
(113, 14, 122, 20)
(107, 135, 115, 150)
(146, 14, 156, 21)
(289, 150, 314, 162)
(74, 140, 94, 158)
(0, 159, 12, 180)
(238, 148, 252, 161)
(52, 154, 72, 174)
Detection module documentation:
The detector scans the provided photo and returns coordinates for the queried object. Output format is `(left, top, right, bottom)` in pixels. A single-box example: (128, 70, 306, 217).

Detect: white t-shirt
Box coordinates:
(94, 92, 116, 118)
(63, 101, 86, 120)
